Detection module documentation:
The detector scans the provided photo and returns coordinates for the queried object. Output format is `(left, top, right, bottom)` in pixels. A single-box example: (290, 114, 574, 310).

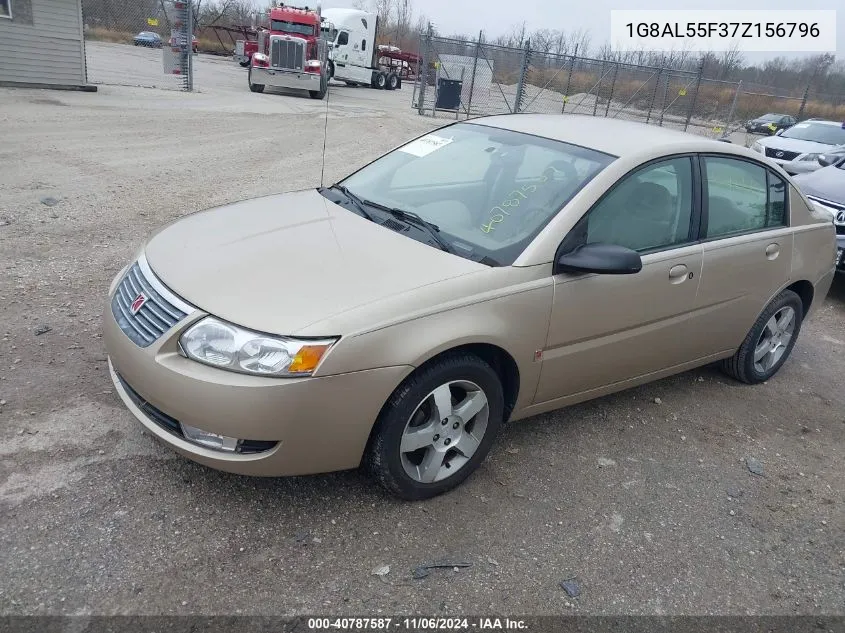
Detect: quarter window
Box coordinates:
(574, 157, 695, 253)
(703, 156, 787, 238)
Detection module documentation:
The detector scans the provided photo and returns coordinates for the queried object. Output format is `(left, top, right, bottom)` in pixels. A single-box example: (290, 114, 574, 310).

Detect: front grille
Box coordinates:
(270, 37, 304, 71)
(765, 147, 800, 161)
(111, 263, 187, 348)
(116, 372, 278, 455)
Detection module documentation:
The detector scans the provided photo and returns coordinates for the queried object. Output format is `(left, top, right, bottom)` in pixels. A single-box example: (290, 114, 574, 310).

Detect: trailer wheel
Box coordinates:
(248, 67, 265, 93)
(374, 71, 387, 90)
(386, 72, 399, 90)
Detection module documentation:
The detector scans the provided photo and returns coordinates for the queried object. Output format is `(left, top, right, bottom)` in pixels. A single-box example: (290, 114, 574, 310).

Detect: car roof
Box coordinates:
(464, 114, 756, 159)
(802, 119, 845, 126)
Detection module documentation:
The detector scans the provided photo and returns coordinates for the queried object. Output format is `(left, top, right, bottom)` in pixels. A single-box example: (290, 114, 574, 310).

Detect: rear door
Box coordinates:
(685, 154, 793, 360)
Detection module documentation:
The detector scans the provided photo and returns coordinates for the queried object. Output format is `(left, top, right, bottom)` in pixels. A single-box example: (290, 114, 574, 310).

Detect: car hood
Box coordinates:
(792, 167, 845, 203)
(143, 189, 485, 335)
(759, 136, 833, 155)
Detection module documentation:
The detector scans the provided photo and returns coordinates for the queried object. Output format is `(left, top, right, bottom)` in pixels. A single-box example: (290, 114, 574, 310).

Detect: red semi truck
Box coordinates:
(247, 3, 329, 100)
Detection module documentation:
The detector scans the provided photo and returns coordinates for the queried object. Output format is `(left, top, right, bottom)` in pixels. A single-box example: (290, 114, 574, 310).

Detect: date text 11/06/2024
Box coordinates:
(307, 617, 529, 630)
(625, 22, 820, 38)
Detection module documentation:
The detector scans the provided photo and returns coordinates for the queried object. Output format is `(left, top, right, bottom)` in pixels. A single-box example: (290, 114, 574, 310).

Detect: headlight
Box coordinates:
(799, 153, 820, 162)
(751, 141, 763, 152)
(179, 316, 337, 377)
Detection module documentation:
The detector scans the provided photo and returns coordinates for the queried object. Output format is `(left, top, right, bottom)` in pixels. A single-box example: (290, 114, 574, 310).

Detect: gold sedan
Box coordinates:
(104, 114, 837, 500)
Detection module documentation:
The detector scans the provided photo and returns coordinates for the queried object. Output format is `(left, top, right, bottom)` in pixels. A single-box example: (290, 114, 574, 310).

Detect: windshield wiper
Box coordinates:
(361, 200, 454, 254)
(326, 185, 376, 222)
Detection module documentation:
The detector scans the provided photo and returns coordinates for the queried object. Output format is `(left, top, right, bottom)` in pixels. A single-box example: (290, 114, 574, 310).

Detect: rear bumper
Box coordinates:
(250, 66, 321, 91)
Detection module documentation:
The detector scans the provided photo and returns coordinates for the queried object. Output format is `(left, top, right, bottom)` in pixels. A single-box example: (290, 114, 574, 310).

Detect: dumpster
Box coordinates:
(435, 78, 462, 110)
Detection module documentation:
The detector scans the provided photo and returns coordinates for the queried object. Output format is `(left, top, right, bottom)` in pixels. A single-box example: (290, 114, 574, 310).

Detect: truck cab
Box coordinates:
(248, 3, 329, 99)
(320, 8, 392, 88)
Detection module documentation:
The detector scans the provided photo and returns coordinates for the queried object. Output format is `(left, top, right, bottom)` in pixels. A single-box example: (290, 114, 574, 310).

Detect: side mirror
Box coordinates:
(818, 154, 835, 167)
(555, 243, 643, 275)
(775, 129, 784, 136)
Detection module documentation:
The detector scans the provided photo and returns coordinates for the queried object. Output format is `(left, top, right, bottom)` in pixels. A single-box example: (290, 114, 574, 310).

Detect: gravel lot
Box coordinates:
(1, 44, 844, 618)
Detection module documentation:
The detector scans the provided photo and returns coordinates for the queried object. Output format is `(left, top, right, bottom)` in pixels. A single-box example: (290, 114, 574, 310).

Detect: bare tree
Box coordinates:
(394, 0, 412, 40)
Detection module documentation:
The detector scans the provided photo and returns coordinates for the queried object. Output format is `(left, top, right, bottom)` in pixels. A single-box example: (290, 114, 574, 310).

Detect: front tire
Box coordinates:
(309, 73, 328, 99)
(720, 289, 803, 384)
(248, 67, 265, 93)
(365, 352, 504, 501)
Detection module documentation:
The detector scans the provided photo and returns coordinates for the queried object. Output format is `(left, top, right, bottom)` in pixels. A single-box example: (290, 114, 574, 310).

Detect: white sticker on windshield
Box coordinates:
(398, 134, 454, 157)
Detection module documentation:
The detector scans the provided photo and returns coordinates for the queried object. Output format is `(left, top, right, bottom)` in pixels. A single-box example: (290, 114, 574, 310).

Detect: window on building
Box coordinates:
(0, 0, 12, 19)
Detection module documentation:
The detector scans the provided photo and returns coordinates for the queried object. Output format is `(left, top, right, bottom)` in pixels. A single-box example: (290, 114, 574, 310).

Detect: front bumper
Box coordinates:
(104, 280, 411, 477)
(250, 66, 321, 91)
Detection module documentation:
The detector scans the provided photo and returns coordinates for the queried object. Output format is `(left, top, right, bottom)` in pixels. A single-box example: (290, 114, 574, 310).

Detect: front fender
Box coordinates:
(315, 277, 554, 415)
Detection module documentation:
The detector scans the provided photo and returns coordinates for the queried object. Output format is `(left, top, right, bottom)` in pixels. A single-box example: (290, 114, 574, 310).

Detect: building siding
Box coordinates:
(0, 0, 86, 86)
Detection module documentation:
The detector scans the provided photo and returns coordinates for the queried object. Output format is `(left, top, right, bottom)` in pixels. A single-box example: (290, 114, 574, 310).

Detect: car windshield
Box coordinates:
(758, 114, 782, 121)
(271, 20, 314, 36)
(337, 122, 616, 266)
(780, 122, 845, 145)
(139, 32, 157, 37)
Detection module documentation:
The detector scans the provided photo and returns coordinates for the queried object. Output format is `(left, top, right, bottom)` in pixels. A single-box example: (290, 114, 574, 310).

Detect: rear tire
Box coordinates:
(386, 72, 399, 90)
(364, 352, 504, 501)
(720, 289, 803, 384)
(373, 71, 387, 90)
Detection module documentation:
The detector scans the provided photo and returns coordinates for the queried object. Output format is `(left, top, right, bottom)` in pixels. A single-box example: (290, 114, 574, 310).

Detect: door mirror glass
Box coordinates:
(818, 154, 835, 167)
(775, 128, 784, 136)
(555, 243, 643, 275)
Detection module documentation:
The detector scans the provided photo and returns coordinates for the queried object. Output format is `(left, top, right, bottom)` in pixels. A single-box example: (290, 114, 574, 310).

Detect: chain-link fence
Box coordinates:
(82, 0, 194, 90)
(411, 31, 845, 144)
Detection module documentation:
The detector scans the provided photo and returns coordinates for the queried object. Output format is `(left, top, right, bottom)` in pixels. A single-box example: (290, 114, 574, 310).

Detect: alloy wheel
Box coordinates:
(400, 380, 489, 483)
(753, 306, 796, 373)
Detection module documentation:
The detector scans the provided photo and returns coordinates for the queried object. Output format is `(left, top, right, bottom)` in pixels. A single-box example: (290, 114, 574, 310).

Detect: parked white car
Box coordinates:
(751, 119, 845, 175)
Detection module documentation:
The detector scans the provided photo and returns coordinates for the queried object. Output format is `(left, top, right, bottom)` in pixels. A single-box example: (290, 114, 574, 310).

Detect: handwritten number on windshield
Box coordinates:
(481, 184, 538, 233)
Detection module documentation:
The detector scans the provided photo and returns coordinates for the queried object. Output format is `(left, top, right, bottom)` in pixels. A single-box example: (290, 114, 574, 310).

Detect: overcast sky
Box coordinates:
(311, 0, 842, 61)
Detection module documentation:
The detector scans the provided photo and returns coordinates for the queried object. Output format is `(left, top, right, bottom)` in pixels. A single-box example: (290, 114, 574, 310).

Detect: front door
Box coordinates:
(535, 156, 704, 403)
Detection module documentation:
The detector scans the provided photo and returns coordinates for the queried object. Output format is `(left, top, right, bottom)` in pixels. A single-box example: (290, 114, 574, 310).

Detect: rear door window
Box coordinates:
(703, 156, 788, 238)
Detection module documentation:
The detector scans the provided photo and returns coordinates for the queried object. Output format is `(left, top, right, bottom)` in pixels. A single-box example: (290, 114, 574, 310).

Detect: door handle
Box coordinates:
(765, 243, 780, 260)
(668, 264, 688, 284)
